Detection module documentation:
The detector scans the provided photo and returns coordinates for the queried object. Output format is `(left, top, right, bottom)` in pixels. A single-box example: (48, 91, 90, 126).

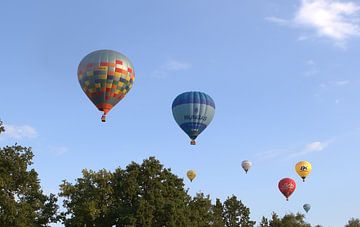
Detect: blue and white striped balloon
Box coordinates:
(172, 91, 215, 145)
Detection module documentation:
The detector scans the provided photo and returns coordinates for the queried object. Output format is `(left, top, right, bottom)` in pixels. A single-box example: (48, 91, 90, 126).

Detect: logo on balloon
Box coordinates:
(184, 115, 207, 121)
(300, 166, 308, 171)
(281, 183, 295, 190)
(194, 107, 199, 114)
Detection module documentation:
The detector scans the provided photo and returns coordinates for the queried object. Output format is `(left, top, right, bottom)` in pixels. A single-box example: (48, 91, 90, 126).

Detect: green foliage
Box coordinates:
(346, 218, 360, 227)
(223, 195, 255, 227)
(259, 216, 269, 227)
(0, 120, 4, 133)
(212, 198, 225, 227)
(60, 157, 191, 226)
(188, 192, 213, 226)
(0, 121, 59, 227)
(59, 169, 114, 226)
(260, 212, 311, 227)
(59, 157, 256, 227)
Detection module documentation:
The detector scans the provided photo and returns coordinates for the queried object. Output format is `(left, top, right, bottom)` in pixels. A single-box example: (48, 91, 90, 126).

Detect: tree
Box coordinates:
(60, 156, 258, 226)
(261, 212, 311, 227)
(346, 218, 360, 227)
(259, 216, 269, 227)
(59, 169, 115, 226)
(0, 120, 4, 133)
(60, 157, 191, 226)
(212, 198, 225, 227)
(223, 195, 255, 227)
(0, 121, 58, 226)
(188, 192, 212, 226)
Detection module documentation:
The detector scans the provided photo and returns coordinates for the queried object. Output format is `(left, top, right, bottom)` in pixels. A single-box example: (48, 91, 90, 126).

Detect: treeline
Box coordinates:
(1, 121, 359, 227)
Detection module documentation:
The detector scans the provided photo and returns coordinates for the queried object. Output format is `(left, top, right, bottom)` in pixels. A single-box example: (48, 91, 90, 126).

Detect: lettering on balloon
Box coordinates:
(300, 166, 308, 171)
(184, 115, 207, 121)
(281, 183, 295, 190)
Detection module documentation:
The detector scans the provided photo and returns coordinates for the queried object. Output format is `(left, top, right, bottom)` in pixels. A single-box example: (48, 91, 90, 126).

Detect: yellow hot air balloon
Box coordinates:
(295, 161, 312, 182)
(187, 170, 196, 182)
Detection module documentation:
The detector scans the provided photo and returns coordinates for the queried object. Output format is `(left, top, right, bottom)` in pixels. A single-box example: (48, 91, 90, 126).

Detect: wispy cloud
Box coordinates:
(334, 80, 350, 86)
(152, 60, 191, 78)
(303, 59, 319, 76)
(320, 80, 350, 88)
(306, 59, 316, 65)
(267, 0, 360, 45)
(49, 146, 69, 156)
(265, 16, 291, 26)
(292, 141, 329, 156)
(304, 69, 319, 77)
(2, 124, 37, 139)
(257, 140, 330, 159)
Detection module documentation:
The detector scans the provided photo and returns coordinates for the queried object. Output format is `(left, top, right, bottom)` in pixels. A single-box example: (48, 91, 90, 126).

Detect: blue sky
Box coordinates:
(1, 0, 360, 226)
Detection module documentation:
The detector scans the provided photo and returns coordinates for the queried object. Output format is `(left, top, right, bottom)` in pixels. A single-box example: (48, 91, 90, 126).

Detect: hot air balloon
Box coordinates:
(78, 50, 135, 122)
(187, 170, 196, 182)
(295, 161, 312, 182)
(241, 160, 252, 174)
(278, 178, 296, 201)
(172, 91, 215, 145)
(303, 204, 311, 213)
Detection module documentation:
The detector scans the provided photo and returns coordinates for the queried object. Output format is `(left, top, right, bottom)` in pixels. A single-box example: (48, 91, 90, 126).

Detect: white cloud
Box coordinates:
(303, 60, 318, 76)
(291, 140, 331, 156)
(320, 80, 350, 88)
(304, 69, 319, 76)
(267, 0, 360, 45)
(334, 80, 350, 86)
(163, 60, 191, 71)
(257, 140, 330, 159)
(256, 148, 295, 159)
(305, 141, 327, 151)
(2, 124, 37, 139)
(265, 16, 291, 26)
(306, 59, 316, 65)
(49, 146, 69, 156)
(295, 0, 360, 41)
(152, 60, 191, 78)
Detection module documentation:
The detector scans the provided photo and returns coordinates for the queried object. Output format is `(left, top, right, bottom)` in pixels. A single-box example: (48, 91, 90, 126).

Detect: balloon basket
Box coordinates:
(190, 140, 196, 145)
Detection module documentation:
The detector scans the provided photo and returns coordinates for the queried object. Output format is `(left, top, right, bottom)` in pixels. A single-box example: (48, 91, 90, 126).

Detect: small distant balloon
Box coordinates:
(241, 160, 252, 174)
(295, 161, 312, 182)
(187, 170, 196, 182)
(172, 91, 215, 145)
(278, 178, 296, 201)
(78, 50, 135, 122)
(303, 204, 311, 213)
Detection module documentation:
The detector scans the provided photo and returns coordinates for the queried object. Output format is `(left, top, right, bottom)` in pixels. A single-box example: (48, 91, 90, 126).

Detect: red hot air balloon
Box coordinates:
(278, 178, 296, 201)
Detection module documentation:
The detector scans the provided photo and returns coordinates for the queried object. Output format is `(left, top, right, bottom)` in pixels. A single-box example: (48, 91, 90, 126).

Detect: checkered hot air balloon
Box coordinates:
(78, 50, 135, 122)
(172, 91, 215, 145)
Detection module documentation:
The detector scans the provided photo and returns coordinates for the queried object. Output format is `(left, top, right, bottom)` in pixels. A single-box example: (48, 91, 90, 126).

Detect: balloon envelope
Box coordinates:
(278, 178, 296, 201)
(303, 204, 311, 213)
(295, 161, 312, 182)
(78, 50, 135, 122)
(241, 160, 252, 173)
(187, 170, 196, 182)
(172, 91, 215, 145)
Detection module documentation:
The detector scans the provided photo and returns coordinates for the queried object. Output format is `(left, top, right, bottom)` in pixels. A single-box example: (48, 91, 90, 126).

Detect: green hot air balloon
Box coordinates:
(303, 204, 311, 213)
(78, 50, 135, 122)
